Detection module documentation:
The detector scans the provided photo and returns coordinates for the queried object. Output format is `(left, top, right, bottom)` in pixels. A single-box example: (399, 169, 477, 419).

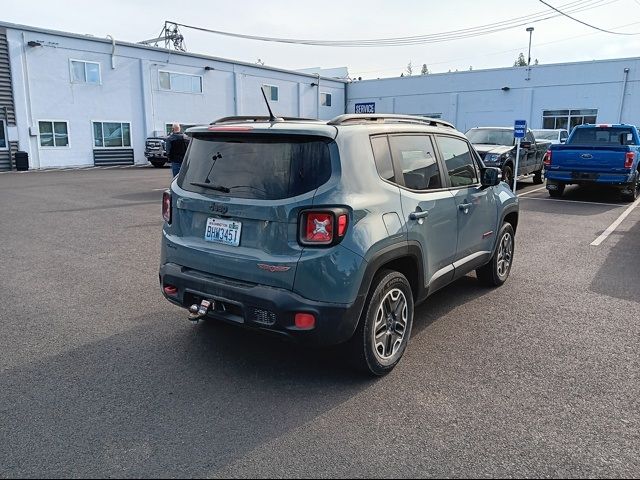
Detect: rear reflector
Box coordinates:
(625, 152, 635, 169)
(163, 285, 178, 296)
(162, 190, 172, 224)
(295, 313, 316, 330)
(337, 214, 348, 237)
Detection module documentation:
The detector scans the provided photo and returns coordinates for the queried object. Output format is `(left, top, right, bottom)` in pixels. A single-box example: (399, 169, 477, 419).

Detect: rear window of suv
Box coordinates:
(179, 134, 332, 200)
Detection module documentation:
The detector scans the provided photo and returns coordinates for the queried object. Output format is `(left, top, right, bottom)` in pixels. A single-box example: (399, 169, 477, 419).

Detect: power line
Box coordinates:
(171, 0, 614, 47)
(350, 19, 640, 77)
(539, 0, 640, 34)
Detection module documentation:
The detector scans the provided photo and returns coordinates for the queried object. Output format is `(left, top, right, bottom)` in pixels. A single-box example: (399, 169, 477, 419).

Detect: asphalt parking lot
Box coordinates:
(0, 166, 638, 478)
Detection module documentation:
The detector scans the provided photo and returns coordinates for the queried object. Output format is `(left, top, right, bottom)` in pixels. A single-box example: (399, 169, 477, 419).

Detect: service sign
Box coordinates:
(355, 103, 376, 114)
(514, 120, 527, 139)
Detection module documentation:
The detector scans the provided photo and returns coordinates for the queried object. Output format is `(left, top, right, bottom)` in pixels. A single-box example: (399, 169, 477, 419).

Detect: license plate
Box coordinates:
(204, 218, 242, 247)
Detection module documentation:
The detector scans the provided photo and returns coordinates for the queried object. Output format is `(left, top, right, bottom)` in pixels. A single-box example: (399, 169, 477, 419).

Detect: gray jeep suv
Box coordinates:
(160, 114, 519, 375)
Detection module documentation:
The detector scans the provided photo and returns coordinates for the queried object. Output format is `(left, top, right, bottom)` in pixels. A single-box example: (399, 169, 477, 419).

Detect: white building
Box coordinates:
(347, 57, 639, 133)
(1, 20, 639, 171)
(0, 22, 347, 170)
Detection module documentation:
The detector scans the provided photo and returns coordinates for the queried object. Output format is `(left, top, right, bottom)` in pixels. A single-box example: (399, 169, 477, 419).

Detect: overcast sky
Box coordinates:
(4, 0, 640, 78)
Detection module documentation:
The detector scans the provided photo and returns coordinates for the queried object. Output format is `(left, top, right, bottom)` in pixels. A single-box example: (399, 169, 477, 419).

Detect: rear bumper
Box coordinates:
(545, 169, 634, 186)
(159, 262, 365, 346)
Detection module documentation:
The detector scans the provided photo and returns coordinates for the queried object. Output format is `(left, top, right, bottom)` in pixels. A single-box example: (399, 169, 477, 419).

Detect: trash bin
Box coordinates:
(14, 151, 28, 171)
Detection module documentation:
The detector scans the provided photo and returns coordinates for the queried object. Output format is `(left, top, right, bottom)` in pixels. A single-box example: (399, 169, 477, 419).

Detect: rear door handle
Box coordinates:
(409, 210, 430, 221)
(458, 203, 473, 214)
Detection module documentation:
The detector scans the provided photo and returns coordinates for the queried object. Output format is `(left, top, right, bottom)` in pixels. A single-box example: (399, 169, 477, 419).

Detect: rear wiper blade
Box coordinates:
(190, 182, 231, 193)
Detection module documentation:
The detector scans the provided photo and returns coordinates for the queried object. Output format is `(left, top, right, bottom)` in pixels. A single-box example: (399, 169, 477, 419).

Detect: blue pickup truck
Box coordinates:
(545, 124, 640, 202)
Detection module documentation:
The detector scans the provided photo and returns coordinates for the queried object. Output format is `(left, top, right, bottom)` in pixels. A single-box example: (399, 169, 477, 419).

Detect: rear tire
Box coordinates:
(533, 169, 544, 185)
(348, 270, 414, 376)
(621, 173, 639, 202)
(476, 223, 515, 287)
(548, 184, 565, 198)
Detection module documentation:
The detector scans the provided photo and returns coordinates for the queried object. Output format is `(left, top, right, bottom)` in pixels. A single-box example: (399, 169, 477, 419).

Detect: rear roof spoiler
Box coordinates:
(211, 116, 322, 125)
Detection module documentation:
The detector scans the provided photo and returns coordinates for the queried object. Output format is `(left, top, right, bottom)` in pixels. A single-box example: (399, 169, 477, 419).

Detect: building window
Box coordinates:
(0, 120, 6, 149)
(321, 93, 332, 107)
(38, 121, 69, 147)
(165, 123, 198, 135)
(93, 122, 131, 148)
(158, 71, 203, 93)
(263, 84, 279, 101)
(543, 109, 597, 130)
(70, 60, 101, 84)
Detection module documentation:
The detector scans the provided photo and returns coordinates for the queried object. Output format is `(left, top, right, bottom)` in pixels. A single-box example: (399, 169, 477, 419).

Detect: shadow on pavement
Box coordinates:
(590, 217, 640, 304)
(0, 278, 494, 478)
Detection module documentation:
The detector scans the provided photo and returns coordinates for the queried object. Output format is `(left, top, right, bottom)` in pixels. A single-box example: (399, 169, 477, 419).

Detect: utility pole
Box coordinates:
(526, 27, 534, 81)
(526, 27, 534, 66)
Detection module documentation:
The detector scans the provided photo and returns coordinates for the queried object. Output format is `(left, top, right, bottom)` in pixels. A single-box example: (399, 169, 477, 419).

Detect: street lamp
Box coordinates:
(526, 27, 535, 66)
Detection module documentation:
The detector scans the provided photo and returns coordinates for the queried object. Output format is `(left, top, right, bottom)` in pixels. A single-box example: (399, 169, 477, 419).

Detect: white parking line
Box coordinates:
(519, 197, 625, 208)
(591, 197, 640, 246)
(517, 186, 547, 197)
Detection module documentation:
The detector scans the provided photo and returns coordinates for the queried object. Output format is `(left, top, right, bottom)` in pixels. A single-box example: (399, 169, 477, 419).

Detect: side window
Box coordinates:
(526, 131, 535, 143)
(561, 131, 568, 140)
(389, 135, 442, 190)
(370, 136, 395, 183)
(437, 136, 479, 188)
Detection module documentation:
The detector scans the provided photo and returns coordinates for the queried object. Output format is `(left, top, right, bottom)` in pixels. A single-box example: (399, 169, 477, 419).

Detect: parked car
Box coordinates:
(545, 123, 640, 201)
(159, 114, 519, 375)
(532, 128, 569, 145)
(145, 136, 167, 168)
(466, 127, 552, 187)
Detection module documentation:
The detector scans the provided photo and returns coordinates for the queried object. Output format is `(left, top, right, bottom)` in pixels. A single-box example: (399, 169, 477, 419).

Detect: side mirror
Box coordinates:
(560, 138, 567, 144)
(521, 141, 532, 149)
(481, 167, 502, 188)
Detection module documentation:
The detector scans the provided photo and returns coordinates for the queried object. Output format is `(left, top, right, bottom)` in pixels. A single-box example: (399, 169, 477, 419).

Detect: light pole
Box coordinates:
(526, 27, 535, 66)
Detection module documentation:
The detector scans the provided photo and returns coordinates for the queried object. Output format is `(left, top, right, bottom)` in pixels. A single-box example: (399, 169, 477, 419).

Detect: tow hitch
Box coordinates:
(188, 299, 214, 324)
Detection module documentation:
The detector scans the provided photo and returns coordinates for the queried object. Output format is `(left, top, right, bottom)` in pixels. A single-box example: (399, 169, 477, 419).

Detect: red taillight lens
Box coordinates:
(337, 214, 348, 237)
(544, 150, 552, 167)
(295, 313, 316, 330)
(305, 212, 334, 244)
(625, 152, 635, 169)
(162, 190, 172, 224)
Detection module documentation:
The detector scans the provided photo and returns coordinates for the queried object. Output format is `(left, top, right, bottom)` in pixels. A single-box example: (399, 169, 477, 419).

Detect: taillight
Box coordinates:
(162, 190, 172, 224)
(624, 152, 635, 169)
(544, 150, 552, 167)
(299, 209, 348, 246)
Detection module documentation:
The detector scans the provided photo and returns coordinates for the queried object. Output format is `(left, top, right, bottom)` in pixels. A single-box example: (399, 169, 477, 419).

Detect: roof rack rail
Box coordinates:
(211, 116, 321, 125)
(327, 114, 455, 129)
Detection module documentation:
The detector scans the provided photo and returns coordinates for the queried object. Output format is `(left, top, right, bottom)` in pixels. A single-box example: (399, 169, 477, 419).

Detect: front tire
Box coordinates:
(476, 223, 515, 287)
(349, 270, 414, 376)
(502, 164, 514, 190)
(150, 159, 167, 168)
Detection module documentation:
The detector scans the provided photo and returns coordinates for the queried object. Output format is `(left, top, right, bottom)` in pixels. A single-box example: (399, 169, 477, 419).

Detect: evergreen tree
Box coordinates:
(406, 61, 413, 76)
(421, 64, 429, 75)
(514, 53, 527, 67)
